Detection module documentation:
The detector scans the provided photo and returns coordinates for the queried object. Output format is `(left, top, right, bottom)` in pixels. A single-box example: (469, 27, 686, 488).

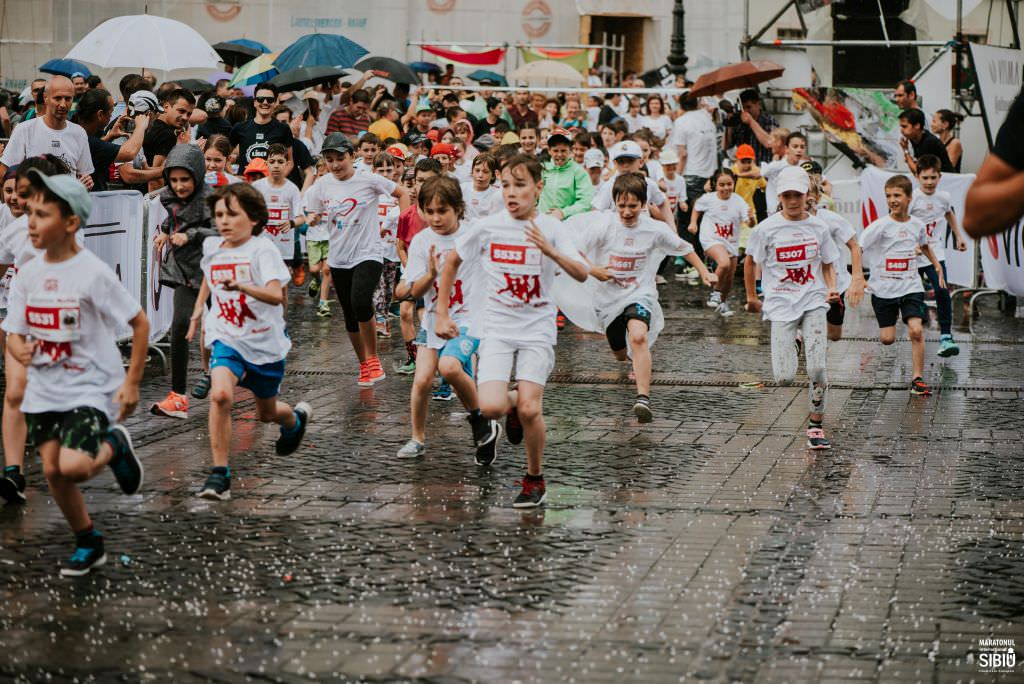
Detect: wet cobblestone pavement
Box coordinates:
(1, 283, 1023, 683)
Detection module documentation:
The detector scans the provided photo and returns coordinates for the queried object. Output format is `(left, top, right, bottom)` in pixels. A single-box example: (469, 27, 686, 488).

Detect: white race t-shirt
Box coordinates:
(909, 188, 953, 266)
(0, 118, 94, 175)
(0, 214, 41, 286)
(695, 192, 750, 256)
(746, 213, 840, 322)
(664, 174, 685, 213)
(455, 211, 580, 347)
(461, 182, 503, 220)
(859, 215, 928, 300)
(302, 171, 396, 268)
(201, 236, 292, 365)
(577, 213, 693, 328)
(1, 249, 140, 418)
(252, 178, 303, 260)
(671, 109, 717, 179)
(640, 114, 673, 140)
(592, 173, 666, 212)
(378, 194, 400, 262)
(815, 208, 856, 294)
(404, 223, 483, 348)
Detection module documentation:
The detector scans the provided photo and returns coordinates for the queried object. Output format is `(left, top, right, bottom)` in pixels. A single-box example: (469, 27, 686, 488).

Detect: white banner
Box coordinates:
(979, 220, 1024, 296)
(858, 166, 977, 288)
(81, 191, 144, 340)
(969, 43, 1024, 145)
(145, 196, 174, 344)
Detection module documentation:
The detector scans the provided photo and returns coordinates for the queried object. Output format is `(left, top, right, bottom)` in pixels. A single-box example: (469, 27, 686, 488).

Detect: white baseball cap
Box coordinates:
(583, 148, 606, 169)
(610, 140, 642, 161)
(776, 165, 810, 195)
(659, 148, 679, 165)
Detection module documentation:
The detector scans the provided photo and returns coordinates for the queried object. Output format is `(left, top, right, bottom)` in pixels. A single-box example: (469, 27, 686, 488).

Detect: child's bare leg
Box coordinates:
(439, 355, 479, 411)
(3, 351, 27, 470)
(517, 382, 545, 476)
(908, 317, 925, 378)
(208, 367, 239, 467)
(409, 348, 437, 442)
(627, 319, 652, 396)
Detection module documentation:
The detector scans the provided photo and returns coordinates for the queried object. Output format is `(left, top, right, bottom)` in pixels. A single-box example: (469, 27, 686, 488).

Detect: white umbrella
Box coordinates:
(510, 60, 584, 88)
(65, 14, 220, 76)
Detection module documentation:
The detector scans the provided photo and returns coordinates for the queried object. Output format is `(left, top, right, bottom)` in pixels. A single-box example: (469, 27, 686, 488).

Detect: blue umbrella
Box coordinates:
(468, 69, 507, 86)
(40, 58, 92, 78)
(274, 34, 368, 73)
(410, 61, 440, 74)
(227, 38, 269, 54)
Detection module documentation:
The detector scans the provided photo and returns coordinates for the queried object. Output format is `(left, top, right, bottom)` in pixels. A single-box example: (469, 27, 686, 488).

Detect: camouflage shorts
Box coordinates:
(26, 407, 110, 457)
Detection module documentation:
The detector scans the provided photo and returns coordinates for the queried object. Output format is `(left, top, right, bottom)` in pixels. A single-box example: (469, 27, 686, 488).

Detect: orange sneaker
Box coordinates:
(366, 356, 386, 385)
(292, 265, 306, 287)
(357, 361, 373, 387)
(150, 391, 188, 419)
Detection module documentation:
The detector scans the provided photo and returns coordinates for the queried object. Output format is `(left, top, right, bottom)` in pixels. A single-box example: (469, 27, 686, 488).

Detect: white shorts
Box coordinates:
(476, 338, 555, 386)
(699, 230, 740, 258)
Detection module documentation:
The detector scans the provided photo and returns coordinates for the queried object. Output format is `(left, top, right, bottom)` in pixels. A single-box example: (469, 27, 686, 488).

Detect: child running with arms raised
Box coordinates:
(189, 184, 312, 500)
(689, 168, 753, 317)
(395, 176, 502, 463)
(434, 154, 588, 507)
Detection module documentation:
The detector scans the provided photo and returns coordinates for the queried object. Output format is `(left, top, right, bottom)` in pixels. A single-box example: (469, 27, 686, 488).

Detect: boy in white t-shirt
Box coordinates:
(860, 174, 944, 396)
(760, 132, 807, 213)
(461, 155, 502, 221)
(251, 143, 306, 282)
(580, 173, 715, 422)
(3, 170, 148, 576)
(188, 184, 313, 501)
(592, 141, 675, 230)
(434, 155, 589, 508)
(395, 175, 502, 464)
(744, 166, 841, 450)
(912, 154, 968, 358)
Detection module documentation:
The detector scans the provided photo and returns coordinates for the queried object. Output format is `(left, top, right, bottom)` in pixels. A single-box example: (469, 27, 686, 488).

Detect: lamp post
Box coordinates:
(667, 0, 688, 80)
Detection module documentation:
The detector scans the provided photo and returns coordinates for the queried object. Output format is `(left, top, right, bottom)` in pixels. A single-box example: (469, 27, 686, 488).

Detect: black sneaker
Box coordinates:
(198, 470, 231, 500)
(469, 415, 502, 466)
(0, 469, 27, 504)
(106, 426, 143, 495)
(633, 395, 653, 423)
(513, 476, 546, 508)
(506, 407, 524, 445)
(60, 533, 106, 577)
(191, 373, 212, 400)
(275, 402, 313, 455)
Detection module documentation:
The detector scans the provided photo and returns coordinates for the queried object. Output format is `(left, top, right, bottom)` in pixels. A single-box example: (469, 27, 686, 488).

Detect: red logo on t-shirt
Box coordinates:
(925, 221, 937, 238)
(780, 264, 814, 285)
(433, 279, 465, 307)
(776, 245, 807, 262)
(217, 293, 257, 328)
(714, 222, 733, 239)
(497, 274, 541, 303)
(490, 243, 527, 264)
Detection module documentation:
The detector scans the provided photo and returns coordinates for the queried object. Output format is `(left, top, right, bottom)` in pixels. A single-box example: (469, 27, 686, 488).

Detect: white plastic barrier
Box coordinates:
(144, 196, 174, 344)
(81, 190, 145, 340)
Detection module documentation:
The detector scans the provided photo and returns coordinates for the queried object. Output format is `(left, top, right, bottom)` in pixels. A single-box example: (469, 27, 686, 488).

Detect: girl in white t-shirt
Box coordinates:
(461, 155, 502, 221)
(688, 169, 754, 317)
(187, 184, 313, 501)
(371, 152, 402, 338)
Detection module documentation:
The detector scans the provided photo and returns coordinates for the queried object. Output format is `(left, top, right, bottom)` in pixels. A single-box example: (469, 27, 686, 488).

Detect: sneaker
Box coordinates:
(292, 265, 306, 287)
(357, 361, 373, 387)
(717, 301, 735, 318)
(275, 402, 312, 455)
(655, 274, 667, 285)
(432, 381, 454, 401)
(937, 335, 960, 357)
(686, 268, 700, 283)
(150, 391, 188, 419)
(633, 395, 653, 423)
(506, 407, 524, 445)
(60, 534, 106, 577)
(556, 312, 566, 330)
(375, 316, 391, 338)
(197, 469, 231, 500)
(191, 373, 212, 400)
(513, 476, 546, 508)
(397, 439, 425, 459)
(105, 425, 143, 495)
(910, 377, 933, 396)
(806, 427, 832, 450)
(673, 270, 690, 282)
(308, 274, 320, 298)
(366, 356, 386, 385)
(469, 415, 502, 466)
(0, 469, 26, 504)
(706, 291, 722, 308)
(316, 301, 332, 318)
(396, 358, 417, 375)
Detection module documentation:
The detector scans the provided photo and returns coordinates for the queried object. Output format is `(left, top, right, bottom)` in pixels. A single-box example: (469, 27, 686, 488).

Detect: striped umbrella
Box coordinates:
(228, 52, 278, 87)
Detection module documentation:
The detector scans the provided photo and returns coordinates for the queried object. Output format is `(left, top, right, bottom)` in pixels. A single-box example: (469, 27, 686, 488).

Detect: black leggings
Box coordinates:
(331, 261, 384, 333)
(170, 285, 199, 394)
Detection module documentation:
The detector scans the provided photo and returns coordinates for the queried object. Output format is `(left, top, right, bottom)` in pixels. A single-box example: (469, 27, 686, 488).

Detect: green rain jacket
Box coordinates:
(538, 160, 593, 218)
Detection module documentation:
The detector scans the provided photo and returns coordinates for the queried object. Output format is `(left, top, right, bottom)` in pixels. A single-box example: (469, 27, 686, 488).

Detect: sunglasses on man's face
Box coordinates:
(254, 96, 275, 104)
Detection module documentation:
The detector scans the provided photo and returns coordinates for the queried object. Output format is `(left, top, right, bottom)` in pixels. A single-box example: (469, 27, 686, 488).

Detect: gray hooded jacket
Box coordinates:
(158, 144, 217, 289)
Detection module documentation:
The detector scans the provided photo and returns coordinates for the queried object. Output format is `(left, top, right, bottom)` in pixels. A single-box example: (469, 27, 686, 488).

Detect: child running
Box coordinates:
(303, 133, 409, 386)
(688, 168, 754, 317)
(461, 155, 502, 220)
(804, 182, 865, 340)
(744, 166, 841, 449)
(911, 154, 968, 357)
(860, 174, 945, 396)
(394, 175, 502, 463)
(3, 169, 148, 575)
(580, 173, 716, 422)
(372, 152, 402, 338)
(188, 184, 312, 500)
(252, 143, 306, 282)
(434, 154, 589, 507)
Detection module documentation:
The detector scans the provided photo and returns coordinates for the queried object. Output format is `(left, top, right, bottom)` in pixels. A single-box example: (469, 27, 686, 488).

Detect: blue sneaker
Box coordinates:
(60, 532, 106, 577)
(937, 335, 960, 357)
(432, 381, 454, 401)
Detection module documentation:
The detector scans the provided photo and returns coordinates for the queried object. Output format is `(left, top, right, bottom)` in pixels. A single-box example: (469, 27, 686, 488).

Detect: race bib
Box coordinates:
(25, 293, 80, 343)
(490, 242, 543, 306)
(210, 260, 253, 286)
(885, 257, 911, 273)
(775, 240, 817, 264)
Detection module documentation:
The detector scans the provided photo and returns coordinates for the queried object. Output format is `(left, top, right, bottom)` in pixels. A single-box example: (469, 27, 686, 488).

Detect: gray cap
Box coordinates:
(27, 169, 91, 223)
(127, 90, 162, 115)
(322, 132, 354, 154)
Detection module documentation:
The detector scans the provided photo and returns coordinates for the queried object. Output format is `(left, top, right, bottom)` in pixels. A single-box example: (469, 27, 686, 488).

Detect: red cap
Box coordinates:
(430, 142, 456, 158)
(736, 144, 756, 160)
(426, 129, 440, 142)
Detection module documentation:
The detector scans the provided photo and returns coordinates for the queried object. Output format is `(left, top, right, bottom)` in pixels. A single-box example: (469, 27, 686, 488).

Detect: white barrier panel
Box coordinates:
(145, 196, 174, 344)
(979, 220, 1024, 296)
(857, 166, 977, 288)
(81, 191, 144, 340)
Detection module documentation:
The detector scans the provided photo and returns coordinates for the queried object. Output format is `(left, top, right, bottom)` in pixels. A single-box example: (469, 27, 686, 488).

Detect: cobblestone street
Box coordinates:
(1, 284, 1022, 683)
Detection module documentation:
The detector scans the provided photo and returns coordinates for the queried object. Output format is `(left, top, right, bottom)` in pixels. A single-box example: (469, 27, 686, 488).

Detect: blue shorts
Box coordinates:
(210, 341, 285, 399)
(440, 333, 479, 378)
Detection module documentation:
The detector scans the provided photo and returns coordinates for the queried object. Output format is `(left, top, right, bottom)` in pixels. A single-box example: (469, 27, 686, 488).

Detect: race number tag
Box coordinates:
(25, 294, 80, 343)
(210, 260, 253, 286)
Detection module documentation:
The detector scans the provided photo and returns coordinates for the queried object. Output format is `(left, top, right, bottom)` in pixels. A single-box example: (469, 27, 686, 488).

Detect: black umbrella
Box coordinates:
(268, 66, 346, 92)
(213, 41, 262, 68)
(354, 56, 419, 85)
(177, 78, 215, 94)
